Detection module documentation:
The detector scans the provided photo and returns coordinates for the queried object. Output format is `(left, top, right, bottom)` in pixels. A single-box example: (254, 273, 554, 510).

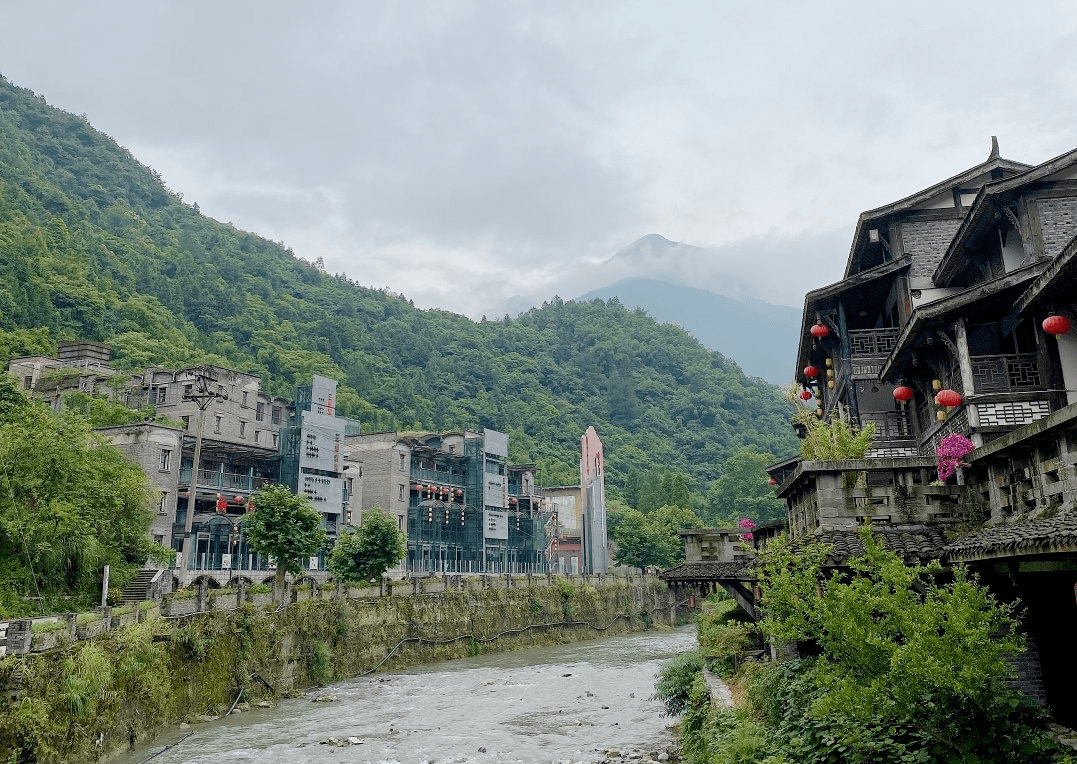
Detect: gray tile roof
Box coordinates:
(659, 560, 756, 582)
(792, 528, 949, 566)
(945, 514, 1077, 562)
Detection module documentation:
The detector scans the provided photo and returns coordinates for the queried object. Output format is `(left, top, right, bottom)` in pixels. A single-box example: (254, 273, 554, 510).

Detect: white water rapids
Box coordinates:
(115, 626, 697, 764)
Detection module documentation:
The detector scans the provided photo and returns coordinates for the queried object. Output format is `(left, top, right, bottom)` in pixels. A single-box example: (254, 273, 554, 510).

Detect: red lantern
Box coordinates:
(1043, 315, 1071, 335)
(810, 323, 830, 339)
(804, 365, 819, 378)
(215, 495, 227, 513)
(799, 390, 812, 400)
(768, 477, 778, 486)
(936, 389, 963, 407)
(893, 386, 914, 402)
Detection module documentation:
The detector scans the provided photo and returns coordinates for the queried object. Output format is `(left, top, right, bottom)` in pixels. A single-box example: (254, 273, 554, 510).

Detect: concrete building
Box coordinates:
(343, 428, 550, 573)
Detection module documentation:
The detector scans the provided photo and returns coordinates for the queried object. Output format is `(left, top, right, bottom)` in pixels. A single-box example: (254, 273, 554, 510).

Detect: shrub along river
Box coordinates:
(114, 626, 695, 764)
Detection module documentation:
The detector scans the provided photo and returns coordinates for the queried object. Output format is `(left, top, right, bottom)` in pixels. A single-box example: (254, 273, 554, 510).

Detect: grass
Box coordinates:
(31, 619, 67, 633)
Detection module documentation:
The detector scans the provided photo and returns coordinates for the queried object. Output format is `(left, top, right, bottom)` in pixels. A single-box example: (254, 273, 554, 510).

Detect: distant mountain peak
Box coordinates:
(611, 233, 694, 263)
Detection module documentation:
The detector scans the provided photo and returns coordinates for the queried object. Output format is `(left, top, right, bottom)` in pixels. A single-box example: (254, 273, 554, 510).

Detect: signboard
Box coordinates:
(221, 553, 232, 569)
(483, 510, 508, 540)
(309, 556, 319, 570)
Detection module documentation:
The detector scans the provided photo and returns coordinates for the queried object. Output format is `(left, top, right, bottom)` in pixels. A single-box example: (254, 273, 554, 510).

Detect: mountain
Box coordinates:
(0, 74, 798, 498)
(578, 276, 800, 384)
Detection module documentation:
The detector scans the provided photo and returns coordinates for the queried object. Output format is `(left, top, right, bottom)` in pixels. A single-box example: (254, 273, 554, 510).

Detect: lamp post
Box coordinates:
(179, 366, 229, 573)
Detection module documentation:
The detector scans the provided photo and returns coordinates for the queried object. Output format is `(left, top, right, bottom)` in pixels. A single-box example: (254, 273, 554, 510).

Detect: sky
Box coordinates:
(1, 1, 1076, 318)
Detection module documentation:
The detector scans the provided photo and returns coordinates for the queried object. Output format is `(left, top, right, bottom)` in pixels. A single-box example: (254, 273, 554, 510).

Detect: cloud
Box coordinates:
(2, 1, 1077, 321)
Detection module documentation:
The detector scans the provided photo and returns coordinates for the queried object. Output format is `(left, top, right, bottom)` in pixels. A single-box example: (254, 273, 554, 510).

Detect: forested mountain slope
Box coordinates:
(0, 75, 797, 497)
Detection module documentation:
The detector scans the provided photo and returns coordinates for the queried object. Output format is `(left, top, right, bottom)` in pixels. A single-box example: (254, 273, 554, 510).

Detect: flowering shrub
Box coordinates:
(738, 517, 756, 541)
(937, 433, 975, 482)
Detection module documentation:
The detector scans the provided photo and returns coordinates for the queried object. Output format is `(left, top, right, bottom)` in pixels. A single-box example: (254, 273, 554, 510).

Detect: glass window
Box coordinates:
(239, 421, 247, 437)
(256, 402, 265, 421)
(159, 449, 171, 471)
(214, 416, 222, 434)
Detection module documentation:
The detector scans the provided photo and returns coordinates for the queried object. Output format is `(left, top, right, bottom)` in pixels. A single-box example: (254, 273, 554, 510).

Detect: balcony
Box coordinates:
(971, 353, 1042, 392)
(847, 328, 900, 377)
(179, 467, 269, 493)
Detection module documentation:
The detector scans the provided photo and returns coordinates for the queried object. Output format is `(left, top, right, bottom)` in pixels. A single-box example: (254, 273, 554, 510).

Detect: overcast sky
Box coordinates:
(2, 2, 1076, 317)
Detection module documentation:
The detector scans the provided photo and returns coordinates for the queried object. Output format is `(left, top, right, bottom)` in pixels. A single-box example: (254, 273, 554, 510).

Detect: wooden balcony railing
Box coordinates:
(971, 354, 1042, 392)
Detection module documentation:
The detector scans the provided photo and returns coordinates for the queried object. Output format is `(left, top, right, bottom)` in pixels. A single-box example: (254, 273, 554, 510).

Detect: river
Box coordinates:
(116, 626, 697, 764)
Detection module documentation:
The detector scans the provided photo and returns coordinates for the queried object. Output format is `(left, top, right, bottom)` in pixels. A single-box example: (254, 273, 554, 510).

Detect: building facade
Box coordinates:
(768, 139, 1077, 724)
(343, 428, 550, 573)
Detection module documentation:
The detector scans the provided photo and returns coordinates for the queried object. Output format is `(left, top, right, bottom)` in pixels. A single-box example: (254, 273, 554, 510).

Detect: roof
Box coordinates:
(791, 527, 949, 566)
(934, 146, 1077, 285)
(877, 261, 1046, 381)
(659, 560, 756, 582)
(844, 143, 1030, 278)
(793, 257, 912, 384)
(946, 514, 1077, 562)
(1015, 231, 1077, 316)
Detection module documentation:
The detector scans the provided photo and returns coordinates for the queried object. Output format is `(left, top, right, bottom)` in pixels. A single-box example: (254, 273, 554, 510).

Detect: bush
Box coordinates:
(76, 612, 104, 626)
(654, 650, 704, 716)
(247, 583, 271, 594)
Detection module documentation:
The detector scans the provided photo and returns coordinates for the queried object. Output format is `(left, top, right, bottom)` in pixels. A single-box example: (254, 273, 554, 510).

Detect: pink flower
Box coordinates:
(936, 433, 974, 481)
(738, 517, 755, 541)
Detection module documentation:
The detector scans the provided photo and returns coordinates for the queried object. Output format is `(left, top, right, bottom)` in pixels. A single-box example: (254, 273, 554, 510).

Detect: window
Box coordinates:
(154, 386, 167, 405)
(398, 515, 404, 531)
(271, 406, 282, 425)
(183, 384, 193, 398)
(214, 416, 222, 434)
(398, 484, 405, 501)
(22, 375, 32, 390)
(254, 430, 261, 444)
(181, 415, 190, 430)
(448, 444, 456, 454)
(242, 391, 249, 407)
(256, 402, 265, 421)
(239, 421, 247, 437)
(159, 449, 171, 471)
(399, 453, 406, 471)
(272, 433, 278, 448)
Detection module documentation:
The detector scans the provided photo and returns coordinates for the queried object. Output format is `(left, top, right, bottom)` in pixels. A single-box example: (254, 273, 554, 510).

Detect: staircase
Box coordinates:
(122, 568, 166, 603)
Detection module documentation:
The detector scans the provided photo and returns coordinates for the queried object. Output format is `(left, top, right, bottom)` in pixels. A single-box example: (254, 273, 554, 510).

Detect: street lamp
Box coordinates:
(179, 366, 229, 572)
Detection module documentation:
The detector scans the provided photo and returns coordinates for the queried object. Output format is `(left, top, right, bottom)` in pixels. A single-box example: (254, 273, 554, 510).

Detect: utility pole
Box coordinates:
(179, 366, 229, 573)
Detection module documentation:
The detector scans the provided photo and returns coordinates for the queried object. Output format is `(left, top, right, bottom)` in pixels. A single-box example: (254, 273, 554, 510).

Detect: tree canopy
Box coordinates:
(326, 505, 406, 584)
(0, 374, 170, 616)
(243, 484, 326, 593)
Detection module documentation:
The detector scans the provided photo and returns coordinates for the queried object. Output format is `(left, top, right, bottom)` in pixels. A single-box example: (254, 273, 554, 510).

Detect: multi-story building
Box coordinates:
(279, 374, 359, 560)
(580, 426, 609, 574)
(343, 428, 550, 573)
(767, 139, 1077, 724)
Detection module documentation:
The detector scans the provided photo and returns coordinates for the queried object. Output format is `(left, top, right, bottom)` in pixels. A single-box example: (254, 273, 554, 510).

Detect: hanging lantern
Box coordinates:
(804, 365, 819, 378)
(767, 477, 778, 486)
(893, 385, 914, 402)
(413, 484, 422, 492)
(825, 357, 833, 367)
(234, 495, 245, 504)
(454, 489, 463, 498)
(936, 389, 963, 407)
(936, 410, 947, 422)
(1043, 315, 1072, 335)
(799, 390, 813, 400)
(810, 323, 829, 339)
(826, 368, 835, 378)
(932, 379, 942, 391)
(827, 380, 835, 389)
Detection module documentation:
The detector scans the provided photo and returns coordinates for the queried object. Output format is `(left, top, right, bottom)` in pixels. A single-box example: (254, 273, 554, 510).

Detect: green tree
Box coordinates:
(613, 509, 659, 572)
(326, 505, 406, 584)
(0, 374, 170, 616)
(705, 446, 784, 526)
(243, 484, 326, 598)
(648, 503, 704, 568)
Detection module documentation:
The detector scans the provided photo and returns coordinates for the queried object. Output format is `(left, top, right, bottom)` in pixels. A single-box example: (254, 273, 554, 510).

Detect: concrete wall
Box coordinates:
(0, 575, 675, 763)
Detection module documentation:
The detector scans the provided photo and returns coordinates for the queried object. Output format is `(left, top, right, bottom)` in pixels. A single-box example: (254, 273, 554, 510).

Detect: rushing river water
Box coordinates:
(117, 626, 697, 764)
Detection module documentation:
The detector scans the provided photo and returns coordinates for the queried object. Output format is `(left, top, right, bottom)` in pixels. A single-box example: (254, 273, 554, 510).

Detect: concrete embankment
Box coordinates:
(0, 574, 680, 763)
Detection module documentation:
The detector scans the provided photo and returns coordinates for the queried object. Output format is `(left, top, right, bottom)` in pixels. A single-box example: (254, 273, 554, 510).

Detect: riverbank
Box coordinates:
(0, 575, 681, 763)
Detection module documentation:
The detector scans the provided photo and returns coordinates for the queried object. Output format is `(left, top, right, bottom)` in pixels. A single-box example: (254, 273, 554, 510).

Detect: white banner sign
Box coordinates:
(221, 553, 232, 569)
(309, 556, 319, 570)
(483, 510, 508, 540)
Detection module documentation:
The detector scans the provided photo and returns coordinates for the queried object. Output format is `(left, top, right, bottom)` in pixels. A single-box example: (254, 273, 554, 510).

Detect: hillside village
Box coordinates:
(9, 344, 611, 587)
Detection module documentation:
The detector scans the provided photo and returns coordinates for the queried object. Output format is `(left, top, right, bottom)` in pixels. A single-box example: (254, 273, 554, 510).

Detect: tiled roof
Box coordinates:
(793, 528, 949, 566)
(659, 560, 756, 582)
(945, 514, 1077, 562)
